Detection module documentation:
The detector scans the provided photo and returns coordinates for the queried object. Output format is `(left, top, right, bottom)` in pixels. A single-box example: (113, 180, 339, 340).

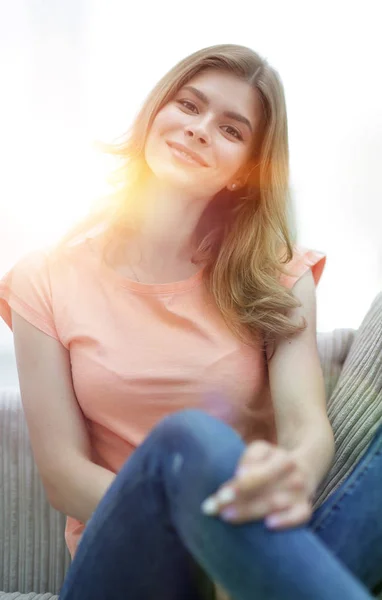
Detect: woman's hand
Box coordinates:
(201, 440, 313, 530)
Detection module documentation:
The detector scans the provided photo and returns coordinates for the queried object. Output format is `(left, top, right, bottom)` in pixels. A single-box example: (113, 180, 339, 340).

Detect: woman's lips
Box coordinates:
(166, 141, 209, 167)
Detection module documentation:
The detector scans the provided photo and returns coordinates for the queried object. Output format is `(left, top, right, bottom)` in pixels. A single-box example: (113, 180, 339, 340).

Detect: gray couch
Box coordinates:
(1, 324, 382, 599)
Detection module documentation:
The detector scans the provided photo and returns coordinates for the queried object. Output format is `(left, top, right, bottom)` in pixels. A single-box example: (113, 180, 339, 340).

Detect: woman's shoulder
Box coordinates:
(1, 237, 99, 300)
(279, 243, 327, 290)
(0, 239, 95, 341)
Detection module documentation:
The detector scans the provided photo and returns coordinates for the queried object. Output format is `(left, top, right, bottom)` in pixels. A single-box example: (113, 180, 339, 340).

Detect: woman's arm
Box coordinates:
(12, 310, 116, 524)
(266, 270, 335, 498)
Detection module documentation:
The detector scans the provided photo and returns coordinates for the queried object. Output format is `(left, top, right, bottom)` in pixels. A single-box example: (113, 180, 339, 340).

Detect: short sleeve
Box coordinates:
(0, 250, 59, 340)
(279, 244, 327, 290)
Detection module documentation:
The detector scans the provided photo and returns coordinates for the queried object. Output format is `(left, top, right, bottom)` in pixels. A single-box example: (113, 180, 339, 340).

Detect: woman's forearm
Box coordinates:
(44, 455, 116, 524)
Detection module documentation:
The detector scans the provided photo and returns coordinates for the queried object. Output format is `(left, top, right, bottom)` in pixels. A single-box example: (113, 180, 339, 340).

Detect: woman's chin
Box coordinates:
(152, 168, 205, 192)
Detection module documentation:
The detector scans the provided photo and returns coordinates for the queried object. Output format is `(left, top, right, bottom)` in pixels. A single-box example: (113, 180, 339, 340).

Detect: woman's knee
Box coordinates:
(157, 408, 239, 450)
(154, 408, 245, 490)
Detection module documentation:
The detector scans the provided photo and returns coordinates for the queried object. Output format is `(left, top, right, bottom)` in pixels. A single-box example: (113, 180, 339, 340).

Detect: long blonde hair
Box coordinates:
(58, 44, 306, 358)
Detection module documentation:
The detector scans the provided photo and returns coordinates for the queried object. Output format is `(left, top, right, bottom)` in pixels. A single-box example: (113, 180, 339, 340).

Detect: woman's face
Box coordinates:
(144, 69, 263, 196)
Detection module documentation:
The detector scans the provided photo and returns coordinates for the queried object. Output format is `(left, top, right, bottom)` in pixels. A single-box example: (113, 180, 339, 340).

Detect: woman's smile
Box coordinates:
(166, 140, 209, 167)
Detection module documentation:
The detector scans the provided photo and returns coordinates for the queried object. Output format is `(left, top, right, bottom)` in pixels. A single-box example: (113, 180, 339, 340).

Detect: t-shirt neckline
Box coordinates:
(86, 237, 205, 295)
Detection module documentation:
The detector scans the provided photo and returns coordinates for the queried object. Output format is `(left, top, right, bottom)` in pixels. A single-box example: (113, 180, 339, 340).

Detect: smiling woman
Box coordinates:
(144, 70, 261, 194)
(3, 44, 379, 600)
(56, 44, 303, 351)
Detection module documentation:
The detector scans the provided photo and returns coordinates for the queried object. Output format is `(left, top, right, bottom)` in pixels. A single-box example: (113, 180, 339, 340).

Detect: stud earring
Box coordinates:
(231, 183, 237, 190)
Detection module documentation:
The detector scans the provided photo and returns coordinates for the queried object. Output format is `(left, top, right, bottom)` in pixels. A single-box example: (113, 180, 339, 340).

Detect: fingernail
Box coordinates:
(201, 496, 219, 515)
(220, 507, 238, 520)
(216, 486, 236, 504)
(236, 467, 248, 478)
(265, 516, 281, 528)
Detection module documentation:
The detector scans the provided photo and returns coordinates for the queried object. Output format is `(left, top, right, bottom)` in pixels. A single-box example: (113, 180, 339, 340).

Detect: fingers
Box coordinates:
(265, 501, 313, 530)
(219, 498, 270, 524)
(200, 441, 311, 532)
(232, 448, 297, 497)
(219, 492, 293, 524)
(219, 494, 312, 528)
(238, 440, 273, 464)
(200, 444, 300, 518)
(201, 467, 300, 520)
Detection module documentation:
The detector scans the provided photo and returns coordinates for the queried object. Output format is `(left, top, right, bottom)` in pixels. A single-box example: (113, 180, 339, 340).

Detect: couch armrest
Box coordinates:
(0, 387, 70, 594)
(316, 328, 356, 401)
(314, 293, 382, 512)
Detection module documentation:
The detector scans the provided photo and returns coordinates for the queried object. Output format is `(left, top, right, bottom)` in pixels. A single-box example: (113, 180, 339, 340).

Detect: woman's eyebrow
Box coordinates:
(181, 85, 253, 133)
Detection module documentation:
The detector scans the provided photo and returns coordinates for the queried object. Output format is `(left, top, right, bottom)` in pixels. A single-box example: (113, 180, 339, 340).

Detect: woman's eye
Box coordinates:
(223, 126, 243, 141)
(178, 100, 198, 113)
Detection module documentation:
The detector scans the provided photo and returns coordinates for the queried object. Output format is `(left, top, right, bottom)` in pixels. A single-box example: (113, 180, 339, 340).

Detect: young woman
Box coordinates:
(1, 44, 381, 599)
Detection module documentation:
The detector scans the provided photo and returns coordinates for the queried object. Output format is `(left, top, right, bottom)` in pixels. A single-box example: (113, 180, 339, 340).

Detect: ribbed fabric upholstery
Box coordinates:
(313, 292, 382, 511)
(0, 594, 57, 599)
(0, 388, 70, 595)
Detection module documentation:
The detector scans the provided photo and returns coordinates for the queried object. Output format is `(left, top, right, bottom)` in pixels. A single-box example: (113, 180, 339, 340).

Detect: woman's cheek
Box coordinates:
(218, 149, 245, 179)
(158, 106, 188, 132)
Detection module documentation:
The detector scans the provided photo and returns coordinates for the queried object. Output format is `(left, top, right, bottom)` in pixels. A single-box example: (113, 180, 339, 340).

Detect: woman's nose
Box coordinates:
(184, 124, 211, 145)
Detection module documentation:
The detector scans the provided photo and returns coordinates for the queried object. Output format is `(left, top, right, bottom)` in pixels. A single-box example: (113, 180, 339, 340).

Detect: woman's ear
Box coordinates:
(227, 177, 247, 192)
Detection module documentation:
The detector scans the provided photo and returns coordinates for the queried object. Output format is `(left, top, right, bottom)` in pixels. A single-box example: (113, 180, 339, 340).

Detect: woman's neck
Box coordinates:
(128, 177, 212, 267)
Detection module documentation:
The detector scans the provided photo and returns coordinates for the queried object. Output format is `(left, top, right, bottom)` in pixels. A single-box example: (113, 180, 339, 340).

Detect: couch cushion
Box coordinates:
(313, 292, 382, 511)
(0, 388, 70, 595)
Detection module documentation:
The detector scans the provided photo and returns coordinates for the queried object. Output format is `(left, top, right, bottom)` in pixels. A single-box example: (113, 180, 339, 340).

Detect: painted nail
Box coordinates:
(220, 507, 238, 521)
(265, 515, 281, 528)
(216, 486, 236, 504)
(236, 467, 249, 478)
(201, 496, 219, 515)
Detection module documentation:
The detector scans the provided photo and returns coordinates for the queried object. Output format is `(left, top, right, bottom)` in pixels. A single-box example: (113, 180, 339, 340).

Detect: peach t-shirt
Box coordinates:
(0, 238, 326, 556)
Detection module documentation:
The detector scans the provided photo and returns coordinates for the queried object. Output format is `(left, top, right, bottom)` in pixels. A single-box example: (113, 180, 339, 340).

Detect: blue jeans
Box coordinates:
(59, 409, 382, 599)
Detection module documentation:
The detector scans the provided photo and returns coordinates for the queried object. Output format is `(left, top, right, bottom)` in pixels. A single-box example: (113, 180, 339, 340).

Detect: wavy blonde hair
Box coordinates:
(58, 44, 307, 358)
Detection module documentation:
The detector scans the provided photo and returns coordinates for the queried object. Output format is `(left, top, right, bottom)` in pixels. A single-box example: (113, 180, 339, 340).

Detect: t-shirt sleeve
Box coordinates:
(279, 244, 327, 289)
(0, 250, 59, 340)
